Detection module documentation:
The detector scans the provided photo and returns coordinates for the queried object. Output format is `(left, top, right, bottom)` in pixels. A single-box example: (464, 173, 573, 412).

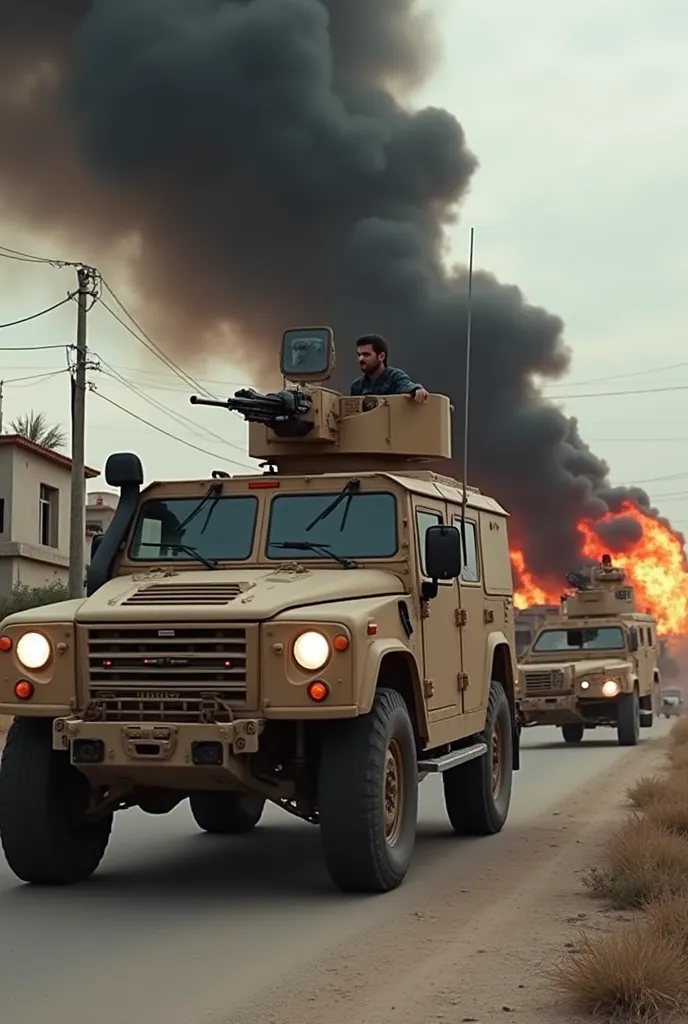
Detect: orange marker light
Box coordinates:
(14, 680, 34, 700)
(333, 634, 349, 652)
(307, 681, 329, 702)
(0, 636, 12, 652)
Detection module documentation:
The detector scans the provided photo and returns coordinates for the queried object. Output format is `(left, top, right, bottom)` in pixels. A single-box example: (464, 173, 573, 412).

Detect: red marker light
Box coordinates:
(248, 480, 280, 489)
(367, 622, 378, 636)
(15, 680, 34, 700)
(0, 636, 12, 652)
(307, 681, 329, 703)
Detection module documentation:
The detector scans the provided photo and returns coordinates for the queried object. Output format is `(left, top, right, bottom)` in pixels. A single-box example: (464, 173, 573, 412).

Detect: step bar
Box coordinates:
(418, 742, 487, 774)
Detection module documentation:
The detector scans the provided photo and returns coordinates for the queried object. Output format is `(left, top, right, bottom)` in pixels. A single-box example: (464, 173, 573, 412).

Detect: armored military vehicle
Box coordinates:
(0, 327, 520, 893)
(518, 556, 660, 746)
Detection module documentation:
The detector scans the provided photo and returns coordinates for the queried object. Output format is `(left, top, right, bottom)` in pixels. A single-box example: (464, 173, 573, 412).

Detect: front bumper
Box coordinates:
(520, 694, 621, 726)
(53, 716, 265, 771)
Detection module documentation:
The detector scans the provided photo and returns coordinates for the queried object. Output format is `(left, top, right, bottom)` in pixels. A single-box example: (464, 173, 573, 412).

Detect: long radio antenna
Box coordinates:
(461, 227, 475, 508)
(460, 227, 475, 562)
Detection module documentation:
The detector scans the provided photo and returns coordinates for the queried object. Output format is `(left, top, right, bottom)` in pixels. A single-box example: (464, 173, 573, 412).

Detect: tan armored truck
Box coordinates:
(518, 557, 660, 746)
(0, 327, 520, 893)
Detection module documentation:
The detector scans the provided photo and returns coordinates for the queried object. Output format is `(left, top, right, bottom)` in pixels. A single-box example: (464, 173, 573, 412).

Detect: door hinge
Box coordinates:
(423, 678, 434, 698)
(484, 609, 495, 624)
(457, 673, 469, 691)
(455, 608, 467, 626)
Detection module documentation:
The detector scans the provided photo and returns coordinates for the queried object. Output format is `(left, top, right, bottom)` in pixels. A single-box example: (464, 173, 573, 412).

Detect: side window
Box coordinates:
(638, 627, 645, 646)
(647, 626, 653, 646)
(452, 517, 480, 583)
(416, 509, 442, 578)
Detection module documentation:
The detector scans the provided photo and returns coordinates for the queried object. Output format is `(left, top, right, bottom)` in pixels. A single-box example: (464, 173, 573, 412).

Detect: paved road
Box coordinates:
(0, 720, 671, 1024)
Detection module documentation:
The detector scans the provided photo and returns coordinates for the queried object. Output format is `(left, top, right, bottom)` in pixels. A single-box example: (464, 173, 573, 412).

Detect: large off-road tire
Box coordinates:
(189, 791, 265, 834)
(0, 718, 112, 885)
(443, 680, 513, 836)
(318, 687, 418, 893)
(561, 723, 584, 744)
(617, 690, 640, 747)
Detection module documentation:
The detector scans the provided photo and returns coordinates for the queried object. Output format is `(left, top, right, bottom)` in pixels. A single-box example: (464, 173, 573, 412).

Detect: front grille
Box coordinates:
(86, 625, 248, 722)
(524, 670, 568, 696)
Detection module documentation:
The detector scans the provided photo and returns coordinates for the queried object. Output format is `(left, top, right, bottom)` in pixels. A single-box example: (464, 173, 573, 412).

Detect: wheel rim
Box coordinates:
(491, 720, 503, 797)
(384, 738, 404, 846)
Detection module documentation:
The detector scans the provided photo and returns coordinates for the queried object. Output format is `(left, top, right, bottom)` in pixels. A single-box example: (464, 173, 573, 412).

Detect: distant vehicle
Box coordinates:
(0, 326, 521, 894)
(517, 557, 660, 747)
(660, 688, 684, 718)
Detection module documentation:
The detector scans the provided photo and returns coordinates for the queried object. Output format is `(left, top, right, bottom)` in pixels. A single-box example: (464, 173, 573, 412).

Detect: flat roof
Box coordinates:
(0, 434, 99, 479)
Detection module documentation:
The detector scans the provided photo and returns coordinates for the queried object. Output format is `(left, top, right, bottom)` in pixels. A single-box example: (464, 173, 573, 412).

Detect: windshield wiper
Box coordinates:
(306, 478, 360, 532)
(138, 542, 219, 571)
(272, 541, 357, 569)
(176, 481, 223, 533)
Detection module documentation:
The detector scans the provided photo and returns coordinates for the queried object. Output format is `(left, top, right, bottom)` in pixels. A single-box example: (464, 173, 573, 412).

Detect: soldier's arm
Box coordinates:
(388, 367, 423, 394)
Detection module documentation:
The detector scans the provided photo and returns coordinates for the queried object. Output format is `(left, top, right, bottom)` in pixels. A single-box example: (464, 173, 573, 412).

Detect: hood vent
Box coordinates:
(122, 582, 244, 607)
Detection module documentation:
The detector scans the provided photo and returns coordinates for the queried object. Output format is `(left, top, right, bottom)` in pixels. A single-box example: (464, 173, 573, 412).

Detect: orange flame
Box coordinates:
(510, 550, 554, 610)
(511, 501, 688, 635)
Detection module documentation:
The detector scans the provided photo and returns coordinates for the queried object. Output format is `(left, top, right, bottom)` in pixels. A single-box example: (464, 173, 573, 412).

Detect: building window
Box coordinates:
(39, 483, 59, 548)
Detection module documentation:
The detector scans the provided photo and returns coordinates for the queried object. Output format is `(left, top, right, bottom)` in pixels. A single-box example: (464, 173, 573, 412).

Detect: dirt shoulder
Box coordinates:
(228, 733, 668, 1024)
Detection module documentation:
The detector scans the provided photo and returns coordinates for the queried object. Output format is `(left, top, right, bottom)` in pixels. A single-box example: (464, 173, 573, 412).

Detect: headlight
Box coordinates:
(602, 679, 620, 697)
(15, 631, 52, 670)
(580, 680, 590, 690)
(293, 631, 330, 672)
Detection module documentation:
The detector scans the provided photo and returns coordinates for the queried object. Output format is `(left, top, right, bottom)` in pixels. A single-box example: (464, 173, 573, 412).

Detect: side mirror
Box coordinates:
(628, 628, 639, 652)
(425, 524, 462, 582)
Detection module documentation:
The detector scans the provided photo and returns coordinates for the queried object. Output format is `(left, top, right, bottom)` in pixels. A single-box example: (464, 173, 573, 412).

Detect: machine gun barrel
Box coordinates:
(190, 387, 312, 427)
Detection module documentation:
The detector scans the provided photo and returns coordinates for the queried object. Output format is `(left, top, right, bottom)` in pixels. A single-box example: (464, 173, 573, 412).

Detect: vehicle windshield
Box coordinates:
(266, 492, 398, 560)
(130, 496, 258, 561)
(532, 626, 626, 653)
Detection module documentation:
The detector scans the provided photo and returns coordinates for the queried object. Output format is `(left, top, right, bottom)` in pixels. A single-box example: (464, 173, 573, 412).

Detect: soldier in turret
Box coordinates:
(351, 334, 428, 403)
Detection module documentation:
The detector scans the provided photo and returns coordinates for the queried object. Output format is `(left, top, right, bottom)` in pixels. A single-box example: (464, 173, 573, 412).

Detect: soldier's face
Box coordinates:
(357, 345, 383, 374)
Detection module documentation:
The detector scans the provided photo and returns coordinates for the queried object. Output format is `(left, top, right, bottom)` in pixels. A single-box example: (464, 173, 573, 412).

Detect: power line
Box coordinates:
(94, 357, 248, 457)
(544, 358, 688, 390)
(3, 369, 70, 386)
(0, 242, 81, 268)
(0, 292, 76, 329)
(98, 280, 216, 399)
(554, 382, 688, 400)
(91, 390, 256, 472)
(0, 343, 71, 352)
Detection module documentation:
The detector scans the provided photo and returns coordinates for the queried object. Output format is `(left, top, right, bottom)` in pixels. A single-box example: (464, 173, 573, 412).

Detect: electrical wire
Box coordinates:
(1, 369, 70, 387)
(0, 242, 80, 268)
(0, 343, 71, 352)
(91, 390, 256, 472)
(0, 293, 76, 329)
(95, 357, 248, 457)
(98, 279, 216, 399)
(552, 382, 688, 400)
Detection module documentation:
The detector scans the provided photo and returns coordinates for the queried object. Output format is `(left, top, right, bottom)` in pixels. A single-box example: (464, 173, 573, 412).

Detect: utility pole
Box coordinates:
(0, 380, 4, 434)
(68, 265, 96, 599)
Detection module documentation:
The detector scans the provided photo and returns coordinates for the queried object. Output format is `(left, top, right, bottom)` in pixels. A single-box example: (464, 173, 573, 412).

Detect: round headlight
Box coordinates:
(580, 680, 590, 690)
(15, 631, 52, 670)
(602, 679, 619, 697)
(293, 631, 330, 672)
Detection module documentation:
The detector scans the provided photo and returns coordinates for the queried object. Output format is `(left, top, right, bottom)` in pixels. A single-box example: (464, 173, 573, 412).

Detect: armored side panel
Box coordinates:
(248, 391, 452, 473)
(562, 584, 637, 618)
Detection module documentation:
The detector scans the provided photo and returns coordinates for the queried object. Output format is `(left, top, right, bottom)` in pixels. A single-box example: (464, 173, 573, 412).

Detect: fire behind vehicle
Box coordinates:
(0, 327, 520, 893)
(518, 557, 660, 746)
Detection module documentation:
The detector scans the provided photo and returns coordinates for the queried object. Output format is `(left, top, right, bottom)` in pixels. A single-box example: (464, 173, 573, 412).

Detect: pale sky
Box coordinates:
(1, 1, 686, 529)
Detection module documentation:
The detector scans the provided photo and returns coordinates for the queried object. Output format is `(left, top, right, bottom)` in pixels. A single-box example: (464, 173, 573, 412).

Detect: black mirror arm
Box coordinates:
(421, 579, 439, 601)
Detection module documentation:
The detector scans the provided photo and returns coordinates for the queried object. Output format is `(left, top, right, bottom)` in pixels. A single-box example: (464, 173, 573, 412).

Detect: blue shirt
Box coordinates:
(350, 366, 423, 397)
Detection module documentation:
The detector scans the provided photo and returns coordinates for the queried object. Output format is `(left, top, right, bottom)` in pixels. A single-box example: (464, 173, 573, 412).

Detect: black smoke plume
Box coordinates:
(0, 0, 676, 585)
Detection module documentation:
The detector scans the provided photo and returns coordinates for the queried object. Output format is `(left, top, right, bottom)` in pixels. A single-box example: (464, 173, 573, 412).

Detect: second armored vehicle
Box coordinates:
(0, 327, 520, 893)
(518, 556, 660, 746)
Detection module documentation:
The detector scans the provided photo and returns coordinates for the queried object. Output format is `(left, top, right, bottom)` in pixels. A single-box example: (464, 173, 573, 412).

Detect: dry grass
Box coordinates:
(583, 815, 688, 908)
(553, 922, 688, 1021)
(645, 894, 688, 953)
(0, 715, 11, 734)
(667, 743, 688, 772)
(668, 718, 688, 750)
(626, 774, 674, 810)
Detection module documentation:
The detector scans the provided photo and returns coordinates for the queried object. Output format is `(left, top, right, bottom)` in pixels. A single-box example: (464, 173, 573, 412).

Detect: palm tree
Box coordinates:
(9, 411, 68, 451)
